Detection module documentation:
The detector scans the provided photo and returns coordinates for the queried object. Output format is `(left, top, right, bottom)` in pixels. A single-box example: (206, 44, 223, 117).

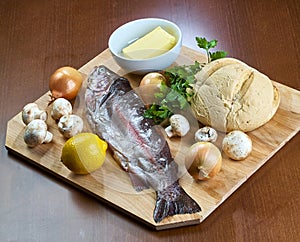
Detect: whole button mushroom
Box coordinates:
(222, 130, 252, 160)
(195, 126, 218, 143)
(165, 114, 190, 138)
(58, 114, 83, 138)
(51, 98, 72, 121)
(22, 103, 47, 125)
(24, 119, 53, 147)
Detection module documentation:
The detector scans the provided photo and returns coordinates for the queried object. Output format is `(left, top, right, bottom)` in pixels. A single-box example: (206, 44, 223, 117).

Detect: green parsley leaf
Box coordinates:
(165, 61, 201, 102)
(210, 51, 228, 61)
(144, 61, 201, 124)
(196, 36, 227, 62)
(144, 104, 172, 124)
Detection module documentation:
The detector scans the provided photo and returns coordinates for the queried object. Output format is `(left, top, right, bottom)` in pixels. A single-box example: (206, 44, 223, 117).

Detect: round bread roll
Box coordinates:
(191, 58, 280, 132)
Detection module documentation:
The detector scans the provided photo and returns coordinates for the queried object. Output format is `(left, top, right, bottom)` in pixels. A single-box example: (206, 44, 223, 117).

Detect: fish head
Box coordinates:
(87, 65, 120, 95)
(85, 65, 120, 113)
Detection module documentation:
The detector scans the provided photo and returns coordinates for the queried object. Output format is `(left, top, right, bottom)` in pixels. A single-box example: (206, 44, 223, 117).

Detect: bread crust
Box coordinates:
(191, 58, 280, 132)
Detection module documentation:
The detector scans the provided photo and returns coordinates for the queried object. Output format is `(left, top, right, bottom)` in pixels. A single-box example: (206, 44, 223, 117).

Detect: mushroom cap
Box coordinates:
(169, 114, 190, 136)
(222, 130, 252, 160)
(51, 98, 72, 121)
(58, 114, 83, 138)
(24, 119, 48, 147)
(23, 103, 39, 111)
(22, 103, 47, 125)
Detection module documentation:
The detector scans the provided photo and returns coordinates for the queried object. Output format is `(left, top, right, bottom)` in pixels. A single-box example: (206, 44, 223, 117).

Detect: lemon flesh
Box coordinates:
(61, 133, 108, 174)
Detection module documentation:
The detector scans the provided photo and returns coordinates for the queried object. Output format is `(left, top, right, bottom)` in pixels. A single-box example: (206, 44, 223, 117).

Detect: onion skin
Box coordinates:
(49, 66, 83, 100)
(140, 72, 166, 86)
(139, 72, 166, 105)
(185, 142, 222, 180)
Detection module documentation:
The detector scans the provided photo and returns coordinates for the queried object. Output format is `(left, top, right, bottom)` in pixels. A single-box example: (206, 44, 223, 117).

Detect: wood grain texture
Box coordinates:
(1, 0, 299, 241)
(5, 46, 300, 230)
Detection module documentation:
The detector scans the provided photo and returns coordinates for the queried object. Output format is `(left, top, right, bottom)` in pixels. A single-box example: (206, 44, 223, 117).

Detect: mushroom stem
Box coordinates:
(165, 114, 190, 138)
(165, 126, 174, 138)
(44, 131, 53, 143)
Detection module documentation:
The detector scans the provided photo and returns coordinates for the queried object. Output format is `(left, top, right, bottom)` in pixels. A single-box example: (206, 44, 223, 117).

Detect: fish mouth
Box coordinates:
(87, 65, 120, 95)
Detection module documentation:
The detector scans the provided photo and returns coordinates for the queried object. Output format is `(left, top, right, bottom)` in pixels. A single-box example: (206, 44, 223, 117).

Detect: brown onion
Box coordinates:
(185, 142, 222, 180)
(140, 72, 166, 86)
(139, 72, 166, 105)
(49, 66, 83, 101)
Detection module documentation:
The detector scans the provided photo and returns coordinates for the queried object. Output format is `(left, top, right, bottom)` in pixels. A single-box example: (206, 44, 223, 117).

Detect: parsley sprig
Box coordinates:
(144, 37, 228, 124)
(144, 61, 201, 124)
(196, 37, 228, 62)
(164, 61, 201, 104)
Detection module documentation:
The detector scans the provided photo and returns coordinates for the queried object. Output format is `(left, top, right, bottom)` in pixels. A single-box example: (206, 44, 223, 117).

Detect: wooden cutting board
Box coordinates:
(5, 46, 300, 230)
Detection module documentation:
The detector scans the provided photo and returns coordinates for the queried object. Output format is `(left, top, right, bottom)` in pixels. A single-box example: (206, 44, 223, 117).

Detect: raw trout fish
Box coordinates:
(85, 66, 201, 223)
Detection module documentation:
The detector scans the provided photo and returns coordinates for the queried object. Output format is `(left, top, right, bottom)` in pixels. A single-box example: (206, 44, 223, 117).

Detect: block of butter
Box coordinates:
(122, 26, 176, 59)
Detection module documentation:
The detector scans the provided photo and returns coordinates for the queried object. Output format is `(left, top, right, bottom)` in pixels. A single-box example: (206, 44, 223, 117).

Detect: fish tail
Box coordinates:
(153, 181, 201, 223)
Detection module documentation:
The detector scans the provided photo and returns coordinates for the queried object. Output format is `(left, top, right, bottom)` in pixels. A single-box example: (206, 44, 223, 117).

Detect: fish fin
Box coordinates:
(128, 163, 151, 192)
(153, 181, 201, 223)
(112, 149, 131, 172)
(112, 149, 150, 192)
(128, 172, 150, 192)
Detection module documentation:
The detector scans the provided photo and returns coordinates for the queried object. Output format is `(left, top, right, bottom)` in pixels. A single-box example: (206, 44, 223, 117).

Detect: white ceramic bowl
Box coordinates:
(108, 18, 182, 74)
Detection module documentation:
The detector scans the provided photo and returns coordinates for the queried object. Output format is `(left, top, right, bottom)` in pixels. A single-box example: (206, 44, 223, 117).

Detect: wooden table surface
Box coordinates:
(1, 0, 299, 241)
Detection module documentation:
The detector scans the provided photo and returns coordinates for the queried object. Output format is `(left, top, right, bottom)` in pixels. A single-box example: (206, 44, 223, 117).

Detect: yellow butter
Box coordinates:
(122, 26, 176, 59)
